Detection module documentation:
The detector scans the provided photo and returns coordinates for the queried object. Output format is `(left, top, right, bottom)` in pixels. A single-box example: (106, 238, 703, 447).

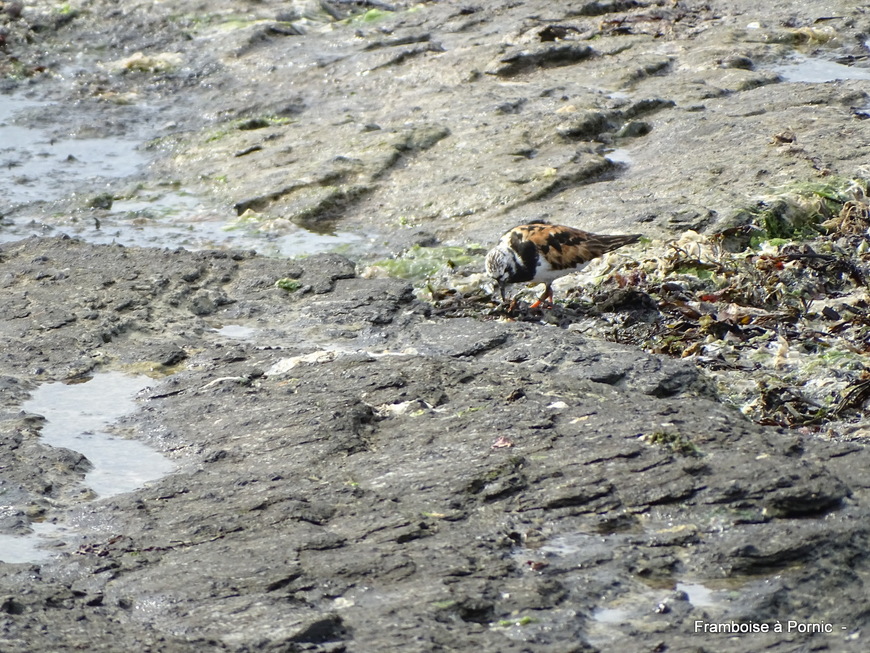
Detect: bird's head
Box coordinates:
(484, 245, 516, 302)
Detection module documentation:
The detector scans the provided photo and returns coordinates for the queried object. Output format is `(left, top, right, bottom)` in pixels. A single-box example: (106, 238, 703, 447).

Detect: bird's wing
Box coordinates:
(516, 224, 638, 271)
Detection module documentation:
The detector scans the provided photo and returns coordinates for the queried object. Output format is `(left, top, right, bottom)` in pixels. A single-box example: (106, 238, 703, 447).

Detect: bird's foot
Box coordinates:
(530, 287, 554, 310)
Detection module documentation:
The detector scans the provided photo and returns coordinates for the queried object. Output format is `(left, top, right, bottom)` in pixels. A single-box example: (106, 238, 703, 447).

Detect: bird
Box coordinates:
(485, 220, 641, 308)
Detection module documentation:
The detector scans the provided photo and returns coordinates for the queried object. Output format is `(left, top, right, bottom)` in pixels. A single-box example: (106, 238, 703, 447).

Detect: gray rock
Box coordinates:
(0, 237, 866, 651)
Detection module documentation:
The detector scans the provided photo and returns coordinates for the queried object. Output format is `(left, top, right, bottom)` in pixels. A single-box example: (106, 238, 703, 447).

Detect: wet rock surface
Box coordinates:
(2, 0, 870, 651)
(0, 236, 868, 652)
(2, 0, 870, 250)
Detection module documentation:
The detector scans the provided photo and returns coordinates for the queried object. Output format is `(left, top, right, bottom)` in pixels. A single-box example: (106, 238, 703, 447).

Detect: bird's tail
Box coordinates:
(595, 233, 642, 253)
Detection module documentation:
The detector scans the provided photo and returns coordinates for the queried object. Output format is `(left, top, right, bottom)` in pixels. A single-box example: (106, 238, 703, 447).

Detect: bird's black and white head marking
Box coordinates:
(484, 245, 522, 301)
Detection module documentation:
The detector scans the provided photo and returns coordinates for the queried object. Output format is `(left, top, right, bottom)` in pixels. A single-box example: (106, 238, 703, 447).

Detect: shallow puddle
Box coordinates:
(22, 371, 174, 498)
(676, 581, 718, 608)
(772, 56, 870, 83)
(587, 593, 647, 648)
(0, 90, 373, 257)
(0, 181, 371, 258)
(0, 522, 61, 564)
(1, 372, 175, 563)
(537, 531, 615, 557)
(537, 531, 739, 645)
(604, 148, 632, 166)
(0, 93, 147, 207)
(214, 324, 259, 340)
(269, 227, 369, 257)
(99, 189, 369, 255)
(592, 605, 631, 623)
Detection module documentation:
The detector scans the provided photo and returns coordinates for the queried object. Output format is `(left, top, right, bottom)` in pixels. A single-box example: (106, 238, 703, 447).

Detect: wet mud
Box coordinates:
(1, 236, 868, 651)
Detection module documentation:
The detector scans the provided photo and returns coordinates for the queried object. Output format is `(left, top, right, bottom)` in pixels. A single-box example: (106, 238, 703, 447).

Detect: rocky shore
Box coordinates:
(2, 1, 870, 651)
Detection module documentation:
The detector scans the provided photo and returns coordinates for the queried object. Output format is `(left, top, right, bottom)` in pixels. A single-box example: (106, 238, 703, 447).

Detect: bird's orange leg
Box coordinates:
(529, 284, 553, 309)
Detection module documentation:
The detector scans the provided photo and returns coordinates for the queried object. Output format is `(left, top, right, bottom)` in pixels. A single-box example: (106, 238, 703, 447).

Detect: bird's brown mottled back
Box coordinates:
(513, 223, 640, 271)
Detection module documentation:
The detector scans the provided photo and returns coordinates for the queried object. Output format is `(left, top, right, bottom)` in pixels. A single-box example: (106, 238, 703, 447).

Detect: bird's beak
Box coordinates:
(497, 280, 506, 303)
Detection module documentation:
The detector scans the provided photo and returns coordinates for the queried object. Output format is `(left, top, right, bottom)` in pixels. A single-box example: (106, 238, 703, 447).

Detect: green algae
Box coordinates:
(366, 245, 480, 281)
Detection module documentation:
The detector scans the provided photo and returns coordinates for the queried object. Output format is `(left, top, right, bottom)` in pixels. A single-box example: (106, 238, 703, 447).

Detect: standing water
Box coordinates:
(0, 522, 61, 564)
(0, 372, 175, 564)
(0, 94, 146, 207)
(21, 371, 174, 498)
(0, 91, 372, 256)
(772, 55, 870, 83)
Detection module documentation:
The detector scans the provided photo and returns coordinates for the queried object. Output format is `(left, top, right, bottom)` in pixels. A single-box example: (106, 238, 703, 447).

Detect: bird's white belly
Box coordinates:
(533, 257, 589, 283)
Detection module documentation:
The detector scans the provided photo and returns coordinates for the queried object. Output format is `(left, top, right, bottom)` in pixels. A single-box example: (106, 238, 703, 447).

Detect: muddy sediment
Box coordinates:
(2, 1, 870, 651)
(2, 236, 869, 652)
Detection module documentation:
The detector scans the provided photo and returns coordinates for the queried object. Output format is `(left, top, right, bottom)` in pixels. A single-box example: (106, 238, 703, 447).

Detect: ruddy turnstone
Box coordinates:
(485, 220, 641, 307)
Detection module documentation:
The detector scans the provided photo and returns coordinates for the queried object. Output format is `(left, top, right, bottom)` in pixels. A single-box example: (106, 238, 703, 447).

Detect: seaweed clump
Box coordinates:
(579, 178, 870, 433)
